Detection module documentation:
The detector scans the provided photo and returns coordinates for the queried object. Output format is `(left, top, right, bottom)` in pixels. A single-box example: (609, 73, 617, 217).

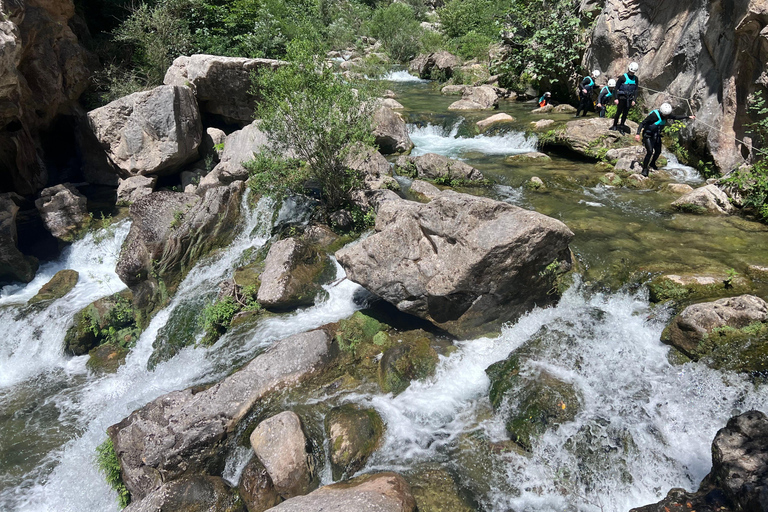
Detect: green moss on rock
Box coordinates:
(648, 274, 753, 304)
(87, 343, 129, 374)
(28, 269, 79, 305)
(325, 404, 385, 481)
(406, 466, 474, 512)
(64, 290, 141, 357)
(378, 335, 439, 395)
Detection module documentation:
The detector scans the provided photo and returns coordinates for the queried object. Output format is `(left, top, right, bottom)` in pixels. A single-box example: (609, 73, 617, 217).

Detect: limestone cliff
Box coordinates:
(584, 0, 768, 172)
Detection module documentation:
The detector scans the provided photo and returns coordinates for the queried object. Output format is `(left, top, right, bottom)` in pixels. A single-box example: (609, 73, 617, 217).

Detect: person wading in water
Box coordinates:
(611, 62, 639, 133)
(635, 102, 695, 176)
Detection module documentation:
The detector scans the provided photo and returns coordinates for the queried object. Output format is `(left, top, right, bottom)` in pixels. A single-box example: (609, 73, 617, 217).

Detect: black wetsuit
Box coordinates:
(636, 109, 689, 175)
(612, 72, 639, 129)
(575, 76, 596, 117)
(597, 86, 613, 118)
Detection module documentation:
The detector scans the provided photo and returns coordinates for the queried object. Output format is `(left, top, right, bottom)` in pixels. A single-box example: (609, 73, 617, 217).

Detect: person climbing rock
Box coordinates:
(597, 79, 615, 118)
(575, 70, 600, 117)
(611, 62, 639, 133)
(539, 92, 552, 107)
(634, 102, 695, 177)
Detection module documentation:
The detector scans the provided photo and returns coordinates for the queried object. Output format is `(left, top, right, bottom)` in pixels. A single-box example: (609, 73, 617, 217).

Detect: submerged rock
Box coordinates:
(672, 184, 734, 214)
(661, 294, 768, 373)
(336, 192, 573, 337)
(505, 152, 550, 163)
(239, 456, 282, 512)
(86, 342, 128, 374)
(373, 106, 413, 154)
(123, 475, 245, 512)
(28, 269, 78, 305)
(108, 330, 332, 501)
(406, 467, 474, 512)
(394, 153, 484, 183)
(263, 472, 417, 512)
(379, 336, 439, 395)
(325, 404, 384, 481)
(35, 183, 88, 241)
(0, 193, 38, 283)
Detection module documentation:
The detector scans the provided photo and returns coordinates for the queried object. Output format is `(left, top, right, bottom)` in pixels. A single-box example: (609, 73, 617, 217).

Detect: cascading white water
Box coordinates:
(408, 122, 538, 158)
(661, 151, 704, 184)
(381, 70, 429, 82)
(0, 196, 364, 512)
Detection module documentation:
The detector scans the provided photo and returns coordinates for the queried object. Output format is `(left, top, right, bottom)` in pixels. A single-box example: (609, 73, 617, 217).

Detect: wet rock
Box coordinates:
(379, 336, 439, 395)
(525, 176, 546, 191)
(35, 183, 88, 241)
(448, 85, 498, 110)
(239, 456, 282, 512)
(87, 85, 202, 177)
(661, 295, 768, 373)
(123, 475, 245, 512)
(476, 113, 515, 131)
(531, 119, 555, 130)
(409, 51, 460, 79)
(257, 237, 331, 310)
(325, 404, 384, 481)
(27, 269, 78, 305)
(406, 467, 474, 512)
(409, 180, 441, 201)
(164, 54, 285, 125)
(663, 183, 695, 195)
(601, 172, 623, 186)
(108, 329, 332, 501)
(372, 106, 413, 154)
(394, 153, 484, 182)
(531, 104, 554, 114)
(440, 85, 467, 95)
(381, 98, 404, 110)
(630, 410, 768, 512)
(0, 194, 37, 283)
(505, 152, 550, 163)
(626, 173, 651, 187)
(251, 411, 318, 499)
(542, 117, 639, 158)
(86, 342, 128, 374)
(335, 191, 573, 337)
(64, 290, 139, 356)
(648, 273, 753, 304)
(553, 104, 577, 113)
(263, 472, 417, 512)
(344, 143, 399, 191)
(117, 176, 156, 205)
(198, 122, 269, 193)
(672, 184, 734, 214)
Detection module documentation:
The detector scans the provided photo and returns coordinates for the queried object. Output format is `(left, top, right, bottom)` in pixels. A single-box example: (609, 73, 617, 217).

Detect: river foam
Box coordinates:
(409, 122, 538, 158)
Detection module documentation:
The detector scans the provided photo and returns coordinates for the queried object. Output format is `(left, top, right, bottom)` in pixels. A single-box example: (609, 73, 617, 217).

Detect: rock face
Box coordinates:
(123, 475, 245, 512)
(164, 54, 285, 125)
(672, 184, 735, 214)
(325, 405, 384, 481)
(0, 193, 37, 283)
(585, 0, 768, 171)
(108, 329, 332, 501)
(117, 176, 157, 205)
(198, 121, 270, 193)
(335, 192, 574, 337)
(35, 183, 88, 240)
(408, 51, 461, 79)
(372, 106, 414, 154)
(87, 85, 202, 177)
(394, 153, 484, 182)
(263, 472, 417, 512)
(630, 410, 768, 512)
(0, 0, 91, 195)
(250, 411, 317, 499)
(257, 237, 330, 310)
(448, 85, 499, 110)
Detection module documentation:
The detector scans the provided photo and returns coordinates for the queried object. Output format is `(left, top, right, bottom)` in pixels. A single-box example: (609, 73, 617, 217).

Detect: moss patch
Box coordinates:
(64, 290, 141, 359)
(378, 333, 439, 395)
(325, 404, 385, 481)
(28, 269, 79, 305)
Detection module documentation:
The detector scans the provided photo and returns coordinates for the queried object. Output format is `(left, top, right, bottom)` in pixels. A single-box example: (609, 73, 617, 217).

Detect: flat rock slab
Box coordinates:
(264, 472, 417, 512)
(109, 329, 332, 500)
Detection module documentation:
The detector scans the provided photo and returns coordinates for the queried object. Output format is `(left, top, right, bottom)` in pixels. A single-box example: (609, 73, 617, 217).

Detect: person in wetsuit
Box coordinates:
(597, 79, 615, 118)
(611, 62, 639, 132)
(575, 70, 600, 117)
(634, 102, 695, 176)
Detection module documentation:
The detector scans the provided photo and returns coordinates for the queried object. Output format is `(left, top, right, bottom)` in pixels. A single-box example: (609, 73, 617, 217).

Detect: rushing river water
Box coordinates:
(1, 72, 767, 512)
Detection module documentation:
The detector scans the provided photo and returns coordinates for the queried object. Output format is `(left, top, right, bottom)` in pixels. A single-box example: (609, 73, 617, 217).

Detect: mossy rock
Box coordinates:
(86, 342, 128, 373)
(648, 274, 753, 304)
(148, 294, 210, 369)
(335, 311, 389, 355)
(28, 269, 79, 305)
(64, 290, 141, 356)
(325, 404, 384, 481)
(406, 466, 474, 512)
(378, 335, 439, 395)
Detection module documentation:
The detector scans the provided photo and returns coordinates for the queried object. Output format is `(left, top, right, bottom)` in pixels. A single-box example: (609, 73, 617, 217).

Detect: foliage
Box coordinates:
(419, 29, 448, 54)
(438, 0, 507, 40)
(245, 152, 309, 202)
(96, 438, 131, 508)
(199, 286, 261, 345)
(453, 30, 494, 61)
(366, 3, 422, 62)
(251, 39, 376, 210)
(747, 89, 768, 149)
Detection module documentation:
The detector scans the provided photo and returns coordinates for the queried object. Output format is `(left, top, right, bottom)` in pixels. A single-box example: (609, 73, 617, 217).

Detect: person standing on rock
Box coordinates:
(597, 79, 615, 118)
(611, 62, 640, 132)
(575, 70, 600, 117)
(634, 102, 695, 177)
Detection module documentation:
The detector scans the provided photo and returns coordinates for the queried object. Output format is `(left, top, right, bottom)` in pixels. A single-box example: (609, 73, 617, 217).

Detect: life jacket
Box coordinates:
(651, 109, 666, 126)
(618, 73, 638, 96)
(539, 96, 548, 107)
(583, 76, 595, 88)
(600, 86, 612, 99)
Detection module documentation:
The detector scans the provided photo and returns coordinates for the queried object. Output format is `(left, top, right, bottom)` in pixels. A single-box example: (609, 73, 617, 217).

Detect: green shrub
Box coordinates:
(419, 29, 447, 54)
(367, 3, 422, 62)
(199, 290, 261, 345)
(438, 0, 506, 39)
(453, 30, 493, 61)
(96, 438, 131, 508)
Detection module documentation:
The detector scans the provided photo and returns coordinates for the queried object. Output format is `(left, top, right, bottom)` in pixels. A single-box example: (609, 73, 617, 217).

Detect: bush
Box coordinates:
(199, 286, 261, 345)
(419, 29, 447, 54)
(250, 39, 377, 210)
(438, 0, 506, 39)
(96, 438, 131, 508)
(453, 30, 494, 61)
(367, 3, 423, 62)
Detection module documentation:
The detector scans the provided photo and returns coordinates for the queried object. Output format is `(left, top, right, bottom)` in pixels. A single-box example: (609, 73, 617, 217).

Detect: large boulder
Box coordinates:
(108, 329, 333, 501)
(250, 411, 318, 499)
(0, 0, 91, 195)
(256, 237, 331, 310)
(335, 192, 574, 337)
(408, 51, 461, 80)
(0, 193, 37, 283)
(378, 335, 439, 395)
(541, 117, 640, 158)
(263, 472, 417, 512)
(325, 404, 385, 481)
(630, 410, 768, 512)
(87, 85, 202, 177)
(164, 54, 285, 125)
(117, 176, 156, 205)
(373, 106, 413, 155)
(344, 143, 399, 191)
(394, 153, 484, 182)
(123, 475, 245, 512)
(585, 0, 768, 171)
(238, 457, 282, 512)
(661, 294, 768, 373)
(448, 86, 499, 111)
(198, 121, 270, 193)
(34, 183, 88, 241)
(671, 184, 735, 214)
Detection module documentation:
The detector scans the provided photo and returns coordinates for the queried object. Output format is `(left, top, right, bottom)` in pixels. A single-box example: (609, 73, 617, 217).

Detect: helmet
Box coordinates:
(660, 102, 672, 116)
(607, 79, 616, 87)
(592, 70, 601, 78)
(628, 62, 639, 73)
(545, 92, 551, 97)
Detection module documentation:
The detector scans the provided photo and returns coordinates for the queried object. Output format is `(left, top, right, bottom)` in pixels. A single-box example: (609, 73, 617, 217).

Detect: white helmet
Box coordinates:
(607, 79, 616, 87)
(660, 102, 672, 116)
(628, 62, 639, 73)
(545, 92, 551, 97)
(592, 70, 601, 78)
